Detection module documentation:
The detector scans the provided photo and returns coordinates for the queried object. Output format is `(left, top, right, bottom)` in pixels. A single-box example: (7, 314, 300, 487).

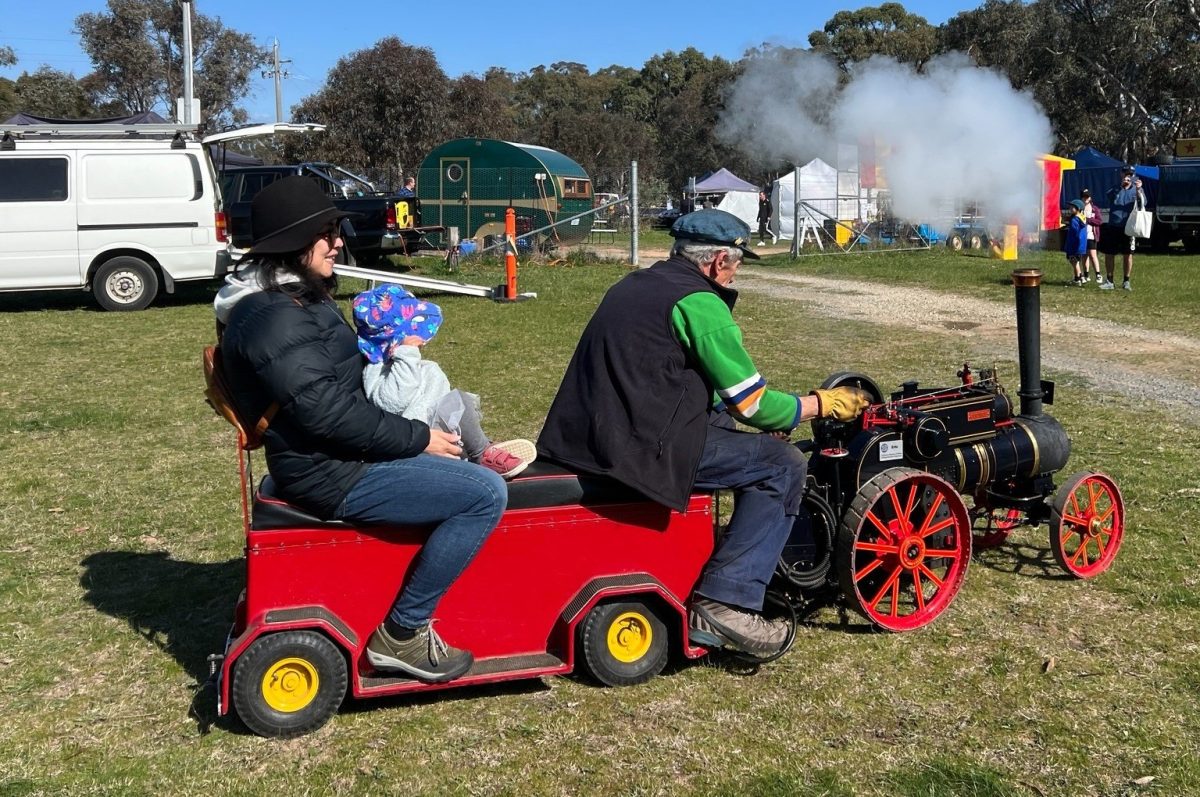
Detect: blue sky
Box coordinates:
(2, 0, 968, 122)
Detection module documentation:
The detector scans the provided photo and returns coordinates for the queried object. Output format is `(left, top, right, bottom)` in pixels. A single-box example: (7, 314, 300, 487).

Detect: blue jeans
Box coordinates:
(693, 413, 808, 611)
(335, 454, 507, 629)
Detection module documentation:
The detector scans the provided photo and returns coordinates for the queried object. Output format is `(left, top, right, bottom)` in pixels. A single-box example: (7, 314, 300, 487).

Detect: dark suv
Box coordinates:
(220, 163, 416, 263)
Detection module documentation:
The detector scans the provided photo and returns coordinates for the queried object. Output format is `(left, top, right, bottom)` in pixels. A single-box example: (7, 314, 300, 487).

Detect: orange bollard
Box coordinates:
(504, 208, 518, 300)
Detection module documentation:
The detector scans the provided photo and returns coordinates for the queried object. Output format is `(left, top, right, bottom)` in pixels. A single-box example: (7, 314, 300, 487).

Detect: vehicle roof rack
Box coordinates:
(0, 123, 200, 144)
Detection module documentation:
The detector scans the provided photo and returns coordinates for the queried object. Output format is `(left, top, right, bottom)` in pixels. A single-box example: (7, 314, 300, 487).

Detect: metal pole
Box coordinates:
(1011, 269, 1044, 416)
(181, 0, 194, 125)
(791, 165, 801, 258)
(631, 160, 639, 266)
(273, 40, 283, 122)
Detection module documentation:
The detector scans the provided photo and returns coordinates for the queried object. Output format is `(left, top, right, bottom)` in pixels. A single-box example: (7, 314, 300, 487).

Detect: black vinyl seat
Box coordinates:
(250, 461, 650, 531)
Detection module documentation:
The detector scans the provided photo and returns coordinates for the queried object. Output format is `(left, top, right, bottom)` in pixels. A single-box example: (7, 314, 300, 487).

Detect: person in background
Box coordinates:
(352, 284, 536, 479)
(397, 176, 416, 198)
(538, 209, 870, 659)
(756, 190, 774, 247)
(1100, 166, 1146, 291)
(215, 176, 504, 684)
(1080, 188, 1103, 284)
(1065, 199, 1088, 286)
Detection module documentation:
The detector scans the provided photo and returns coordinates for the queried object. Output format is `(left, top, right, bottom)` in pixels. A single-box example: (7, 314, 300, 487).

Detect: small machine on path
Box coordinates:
(204, 269, 1123, 737)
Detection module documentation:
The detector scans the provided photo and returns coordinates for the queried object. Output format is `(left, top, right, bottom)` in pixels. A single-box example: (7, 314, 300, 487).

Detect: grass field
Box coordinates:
(1, 246, 1198, 796)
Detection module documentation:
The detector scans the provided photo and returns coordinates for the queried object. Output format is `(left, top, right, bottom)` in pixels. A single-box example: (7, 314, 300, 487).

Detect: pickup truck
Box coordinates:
(218, 163, 427, 263)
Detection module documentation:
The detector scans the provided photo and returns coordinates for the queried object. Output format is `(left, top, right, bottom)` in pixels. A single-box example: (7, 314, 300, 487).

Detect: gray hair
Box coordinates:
(672, 240, 741, 266)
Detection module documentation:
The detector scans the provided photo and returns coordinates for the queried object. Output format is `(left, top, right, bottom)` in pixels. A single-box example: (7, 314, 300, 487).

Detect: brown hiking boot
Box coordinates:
(688, 597, 789, 656)
(366, 623, 473, 682)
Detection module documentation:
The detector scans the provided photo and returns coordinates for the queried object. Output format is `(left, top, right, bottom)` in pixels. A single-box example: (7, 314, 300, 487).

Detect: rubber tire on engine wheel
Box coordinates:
(93, 256, 158, 311)
(580, 601, 669, 687)
(835, 467, 972, 632)
(1049, 471, 1124, 579)
(947, 233, 964, 251)
(968, 233, 984, 250)
(232, 630, 347, 739)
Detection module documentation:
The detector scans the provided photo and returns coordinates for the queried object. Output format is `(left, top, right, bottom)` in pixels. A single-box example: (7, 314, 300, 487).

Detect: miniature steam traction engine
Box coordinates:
(774, 268, 1125, 630)
(205, 268, 1122, 738)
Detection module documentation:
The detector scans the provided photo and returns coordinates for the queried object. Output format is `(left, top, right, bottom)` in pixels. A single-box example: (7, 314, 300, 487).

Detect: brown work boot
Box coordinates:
(688, 597, 789, 656)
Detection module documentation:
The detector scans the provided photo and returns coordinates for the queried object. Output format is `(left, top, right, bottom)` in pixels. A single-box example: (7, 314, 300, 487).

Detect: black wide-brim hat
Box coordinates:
(669, 209, 760, 260)
(243, 175, 362, 257)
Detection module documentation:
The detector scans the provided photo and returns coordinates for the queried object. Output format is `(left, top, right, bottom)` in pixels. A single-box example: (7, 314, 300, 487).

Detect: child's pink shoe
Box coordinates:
(479, 439, 537, 479)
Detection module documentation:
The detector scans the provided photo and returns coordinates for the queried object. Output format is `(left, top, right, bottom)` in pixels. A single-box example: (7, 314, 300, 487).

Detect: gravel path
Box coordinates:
(730, 267, 1200, 422)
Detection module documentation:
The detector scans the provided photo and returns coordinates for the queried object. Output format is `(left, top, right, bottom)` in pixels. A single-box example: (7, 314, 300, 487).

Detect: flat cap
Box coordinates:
(670, 209, 760, 260)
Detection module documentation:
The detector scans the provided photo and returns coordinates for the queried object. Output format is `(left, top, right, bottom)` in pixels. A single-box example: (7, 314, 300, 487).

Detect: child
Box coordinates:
(1064, 199, 1088, 286)
(353, 284, 536, 478)
(1080, 189, 1103, 284)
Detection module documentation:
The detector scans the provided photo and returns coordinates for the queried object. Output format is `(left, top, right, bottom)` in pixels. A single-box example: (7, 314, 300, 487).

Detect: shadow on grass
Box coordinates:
(972, 538, 1073, 581)
(79, 550, 243, 733)
(0, 280, 219, 314)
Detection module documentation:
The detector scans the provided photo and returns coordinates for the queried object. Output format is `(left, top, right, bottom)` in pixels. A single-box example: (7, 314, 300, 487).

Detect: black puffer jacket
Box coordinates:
(220, 290, 430, 517)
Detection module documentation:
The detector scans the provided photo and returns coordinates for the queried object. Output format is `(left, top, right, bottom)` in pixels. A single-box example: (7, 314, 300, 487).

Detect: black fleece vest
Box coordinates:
(538, 256, 736, 510)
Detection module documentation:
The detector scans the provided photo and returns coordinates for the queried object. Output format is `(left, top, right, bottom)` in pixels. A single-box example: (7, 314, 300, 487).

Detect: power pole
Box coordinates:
(181, 0, 194, 124)
(262, 39, 292, 122)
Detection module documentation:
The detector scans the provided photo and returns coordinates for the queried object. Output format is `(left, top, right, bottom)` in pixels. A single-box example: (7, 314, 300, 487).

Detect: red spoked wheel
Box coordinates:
(836, 468, 972, 632)
(970, 504, 1024, 549)
(1050, 471, 1124, 579)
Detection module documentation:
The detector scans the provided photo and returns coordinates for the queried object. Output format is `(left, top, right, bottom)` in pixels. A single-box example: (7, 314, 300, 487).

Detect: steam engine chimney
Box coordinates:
(1011, 269, 1043, 417)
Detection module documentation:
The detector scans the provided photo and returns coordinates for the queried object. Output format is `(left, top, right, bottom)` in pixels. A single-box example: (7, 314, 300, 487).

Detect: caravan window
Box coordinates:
(560, 178, 592, 200)
(0, 158, 68, 202)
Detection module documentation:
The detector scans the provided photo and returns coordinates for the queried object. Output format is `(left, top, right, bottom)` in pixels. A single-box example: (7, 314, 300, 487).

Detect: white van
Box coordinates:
(0, 122, 320, 311)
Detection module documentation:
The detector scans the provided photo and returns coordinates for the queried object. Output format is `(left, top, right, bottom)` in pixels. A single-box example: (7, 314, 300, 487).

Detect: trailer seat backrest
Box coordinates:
(202, 345, 275, 450)
(249, 461, 656, 531)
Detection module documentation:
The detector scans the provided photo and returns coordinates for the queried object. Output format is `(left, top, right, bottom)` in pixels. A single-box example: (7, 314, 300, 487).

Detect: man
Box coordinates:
(756, 190, 774, 246)
(1099, 165, 1146, 291)
(538, 210, 870, 657)
(397, 176, 417, 198)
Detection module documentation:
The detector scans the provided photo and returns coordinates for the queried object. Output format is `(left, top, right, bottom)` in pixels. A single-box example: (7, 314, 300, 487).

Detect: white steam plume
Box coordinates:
(719, 50, 1053, 229)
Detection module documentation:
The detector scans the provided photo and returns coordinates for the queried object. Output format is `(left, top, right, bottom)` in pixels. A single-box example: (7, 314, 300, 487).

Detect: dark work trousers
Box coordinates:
(692, 411, 808, 611)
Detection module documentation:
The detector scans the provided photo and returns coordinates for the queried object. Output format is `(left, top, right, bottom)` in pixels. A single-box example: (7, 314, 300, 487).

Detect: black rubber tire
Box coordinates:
(968, 233, 984, 250)
(580, 601, 669, 687)
(231, 630, 347, 739)
(92, 256, 158, 311)
(947, 233, 964, 251)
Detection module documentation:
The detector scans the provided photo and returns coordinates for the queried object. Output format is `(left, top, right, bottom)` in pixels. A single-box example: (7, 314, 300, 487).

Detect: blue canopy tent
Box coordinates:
(1061, 147, 1158, 209)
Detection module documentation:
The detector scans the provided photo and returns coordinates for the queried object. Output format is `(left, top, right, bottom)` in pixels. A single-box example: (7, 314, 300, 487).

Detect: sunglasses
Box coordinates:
(316, 225, 342, 245)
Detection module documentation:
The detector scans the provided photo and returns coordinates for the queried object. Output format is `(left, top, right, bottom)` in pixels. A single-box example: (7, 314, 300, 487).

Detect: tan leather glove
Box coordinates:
(811, 387, 872, 422)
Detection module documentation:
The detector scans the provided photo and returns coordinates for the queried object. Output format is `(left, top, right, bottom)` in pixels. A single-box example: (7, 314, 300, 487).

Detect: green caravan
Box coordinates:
(416, 138, 593, 249)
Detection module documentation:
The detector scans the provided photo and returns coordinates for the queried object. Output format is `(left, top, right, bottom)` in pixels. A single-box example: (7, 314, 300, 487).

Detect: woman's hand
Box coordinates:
(425, 429, 463, 458)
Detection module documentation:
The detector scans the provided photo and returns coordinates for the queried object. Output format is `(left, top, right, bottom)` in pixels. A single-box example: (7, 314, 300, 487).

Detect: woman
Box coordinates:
(215, 176, 506, 683)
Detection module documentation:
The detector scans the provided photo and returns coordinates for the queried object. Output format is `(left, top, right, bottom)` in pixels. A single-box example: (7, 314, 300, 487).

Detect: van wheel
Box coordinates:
(93, 256, 158, 311)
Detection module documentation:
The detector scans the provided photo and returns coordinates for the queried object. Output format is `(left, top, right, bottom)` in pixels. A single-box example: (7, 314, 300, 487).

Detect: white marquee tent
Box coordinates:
(770, 158, 876, 241)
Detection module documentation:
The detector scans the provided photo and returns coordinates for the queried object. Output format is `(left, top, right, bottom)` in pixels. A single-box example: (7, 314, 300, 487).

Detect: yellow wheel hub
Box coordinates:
(606, 611, 653, 663)
(261, 657, 320, 713)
